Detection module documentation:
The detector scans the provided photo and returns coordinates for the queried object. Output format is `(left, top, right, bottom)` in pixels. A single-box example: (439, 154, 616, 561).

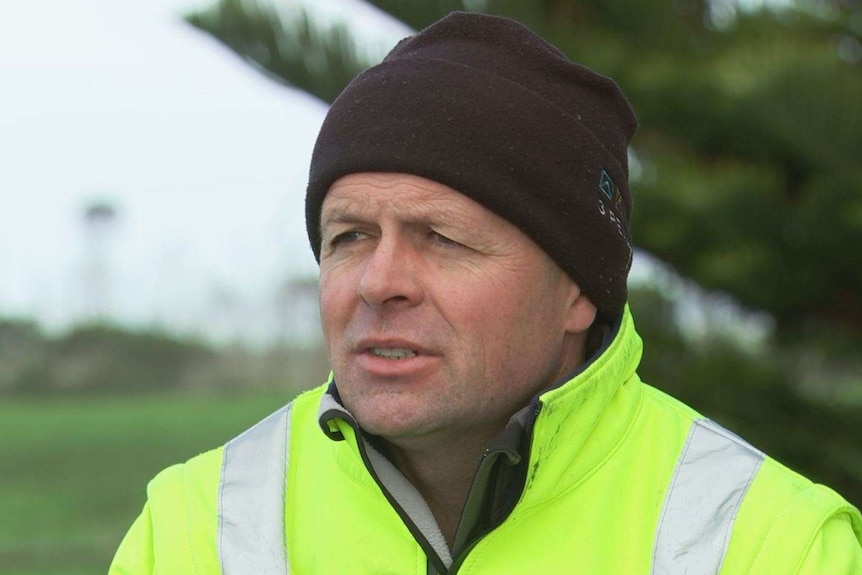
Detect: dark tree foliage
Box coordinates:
(186, 0, 368, 102)
(184, 0, 862, 504)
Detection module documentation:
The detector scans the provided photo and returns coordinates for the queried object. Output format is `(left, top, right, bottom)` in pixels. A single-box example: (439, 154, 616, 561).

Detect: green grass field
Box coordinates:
(0, 392, 299, 574)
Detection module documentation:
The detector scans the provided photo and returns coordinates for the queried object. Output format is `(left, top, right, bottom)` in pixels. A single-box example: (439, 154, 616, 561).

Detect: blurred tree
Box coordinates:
(186, 1, 367, 102)
(184, 0, 862, 503)
(0, 323, 215, 395)
(0, 319, 330, 397)
(0, 319, 46, 394)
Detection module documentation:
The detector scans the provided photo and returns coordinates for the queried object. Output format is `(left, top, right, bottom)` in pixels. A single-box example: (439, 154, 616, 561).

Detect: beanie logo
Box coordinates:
(598, 169, 615, 201)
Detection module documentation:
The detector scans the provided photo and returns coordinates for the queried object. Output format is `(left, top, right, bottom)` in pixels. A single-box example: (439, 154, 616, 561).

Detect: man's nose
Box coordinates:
(357, 235, 424, 309)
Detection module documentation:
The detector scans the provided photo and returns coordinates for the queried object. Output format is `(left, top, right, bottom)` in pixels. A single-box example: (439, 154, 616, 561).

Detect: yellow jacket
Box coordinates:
(110, 309, 862, 574)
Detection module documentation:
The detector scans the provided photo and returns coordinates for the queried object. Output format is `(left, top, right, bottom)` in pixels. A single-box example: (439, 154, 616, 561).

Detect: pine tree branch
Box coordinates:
(185, 0, 373, 104)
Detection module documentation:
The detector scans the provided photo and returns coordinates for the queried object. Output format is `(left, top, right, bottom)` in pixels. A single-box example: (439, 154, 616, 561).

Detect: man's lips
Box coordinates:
(351, 337, 440, 377)
(353, 337, 436, 358)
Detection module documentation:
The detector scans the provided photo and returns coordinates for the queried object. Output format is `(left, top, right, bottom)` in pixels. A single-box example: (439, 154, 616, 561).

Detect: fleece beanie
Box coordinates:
(306, 11, 638, 316)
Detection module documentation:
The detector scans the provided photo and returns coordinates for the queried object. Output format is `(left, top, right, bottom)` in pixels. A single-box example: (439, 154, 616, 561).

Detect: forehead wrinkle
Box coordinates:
(322, 177, 480, 232)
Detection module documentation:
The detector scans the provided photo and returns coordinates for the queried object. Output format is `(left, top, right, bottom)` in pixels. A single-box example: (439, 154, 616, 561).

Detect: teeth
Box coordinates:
(370, 347, 417, 359)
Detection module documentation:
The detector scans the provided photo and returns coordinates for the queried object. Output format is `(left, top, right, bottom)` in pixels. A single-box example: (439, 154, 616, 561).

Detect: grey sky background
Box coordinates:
(0, 0, 407, 344)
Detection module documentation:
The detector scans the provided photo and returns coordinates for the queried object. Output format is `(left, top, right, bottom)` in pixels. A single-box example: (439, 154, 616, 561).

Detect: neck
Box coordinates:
(386, 432, 494, 547)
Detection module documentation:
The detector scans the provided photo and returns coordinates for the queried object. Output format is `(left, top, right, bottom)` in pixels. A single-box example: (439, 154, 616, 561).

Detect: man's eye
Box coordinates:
(429, 230, 459, 248)
(329, 231, 366, 247)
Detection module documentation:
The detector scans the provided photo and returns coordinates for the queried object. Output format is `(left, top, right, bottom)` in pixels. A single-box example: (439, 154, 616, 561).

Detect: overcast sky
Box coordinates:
(0, 0, 408, 343)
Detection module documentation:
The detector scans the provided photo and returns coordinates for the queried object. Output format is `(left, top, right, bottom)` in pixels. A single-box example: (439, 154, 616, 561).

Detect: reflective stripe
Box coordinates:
(652, 419, 764, 575)
(218, 404, 292, 575)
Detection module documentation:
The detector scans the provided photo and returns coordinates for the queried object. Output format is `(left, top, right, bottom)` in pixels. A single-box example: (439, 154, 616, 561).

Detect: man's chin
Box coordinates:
(340, 384, 437, 432)
(354, 413, 432, 440)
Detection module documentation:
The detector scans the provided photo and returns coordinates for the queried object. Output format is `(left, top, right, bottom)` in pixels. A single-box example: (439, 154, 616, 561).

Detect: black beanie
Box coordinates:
(306, 11, 638, 316)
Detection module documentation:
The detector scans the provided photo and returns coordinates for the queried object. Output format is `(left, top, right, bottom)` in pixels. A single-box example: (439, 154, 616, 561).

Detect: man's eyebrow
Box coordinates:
(420, 207, 478, 232)
(320, 207, 371, 228)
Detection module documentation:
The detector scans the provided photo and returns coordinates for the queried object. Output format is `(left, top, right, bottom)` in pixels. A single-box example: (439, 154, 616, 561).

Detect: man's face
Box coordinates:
(318, 173, 595, 446)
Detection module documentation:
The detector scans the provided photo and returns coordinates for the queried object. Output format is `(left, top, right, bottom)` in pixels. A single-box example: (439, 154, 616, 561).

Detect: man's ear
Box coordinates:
(564, 289, 597, 335)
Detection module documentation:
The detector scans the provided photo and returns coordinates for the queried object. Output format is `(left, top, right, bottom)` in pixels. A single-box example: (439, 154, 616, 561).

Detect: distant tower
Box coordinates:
(82, 200, 118, 322)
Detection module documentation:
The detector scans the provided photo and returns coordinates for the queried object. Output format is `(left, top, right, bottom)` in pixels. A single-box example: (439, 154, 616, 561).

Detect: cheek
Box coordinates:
(490, 281, 558, 353)
(444, 281, 531, 364)
(437, 278, 498, 330)
(318, 271, 356, 337)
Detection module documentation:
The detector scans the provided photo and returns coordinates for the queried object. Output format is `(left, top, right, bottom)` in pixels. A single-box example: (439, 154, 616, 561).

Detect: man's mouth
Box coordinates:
(369, 347, 418, 360)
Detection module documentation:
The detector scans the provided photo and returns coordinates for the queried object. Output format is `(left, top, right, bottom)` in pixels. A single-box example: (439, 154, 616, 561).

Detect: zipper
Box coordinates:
(422, 448, 507, 575)
(447, 403, 539, 573)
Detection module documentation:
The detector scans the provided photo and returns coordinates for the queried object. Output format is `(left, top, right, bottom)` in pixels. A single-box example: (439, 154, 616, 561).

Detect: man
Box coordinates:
(110, 11, 862, 574)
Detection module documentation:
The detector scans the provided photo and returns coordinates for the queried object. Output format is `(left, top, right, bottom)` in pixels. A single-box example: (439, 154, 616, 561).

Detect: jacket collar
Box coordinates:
(518, 305, 643, 504)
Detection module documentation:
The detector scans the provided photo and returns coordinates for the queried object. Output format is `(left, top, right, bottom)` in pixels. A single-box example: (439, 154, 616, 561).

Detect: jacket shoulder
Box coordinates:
(148, 446, 224, 497)
(638, 381, 862, 572)
(143, 447, 224, 573)
(725, 458, 862, 573)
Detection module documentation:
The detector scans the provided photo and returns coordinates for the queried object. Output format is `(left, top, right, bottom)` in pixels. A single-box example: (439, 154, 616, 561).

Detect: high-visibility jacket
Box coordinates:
(110, 308, 862, 574)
